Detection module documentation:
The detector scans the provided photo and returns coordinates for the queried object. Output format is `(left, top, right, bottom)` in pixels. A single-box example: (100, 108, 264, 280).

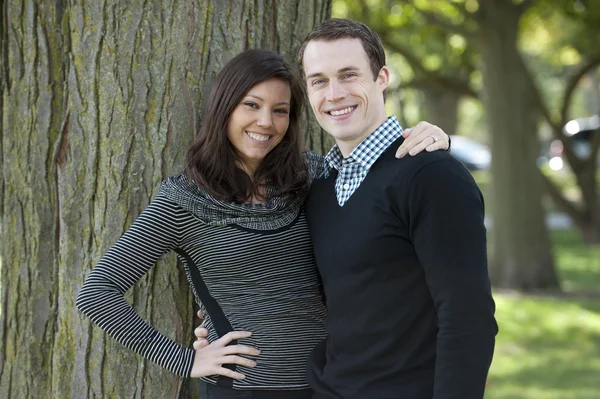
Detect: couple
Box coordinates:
(77, 18, 497, 399)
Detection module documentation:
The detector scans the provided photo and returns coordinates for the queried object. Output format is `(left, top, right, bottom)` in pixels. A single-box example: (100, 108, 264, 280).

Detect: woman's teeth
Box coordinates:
(247, 132, 270, 141)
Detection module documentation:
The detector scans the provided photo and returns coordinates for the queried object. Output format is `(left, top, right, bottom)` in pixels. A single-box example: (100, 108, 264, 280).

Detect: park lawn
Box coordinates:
(555, 229, 600, 292)
(485, 230, 600, 399)
(485, 295, 600, 399)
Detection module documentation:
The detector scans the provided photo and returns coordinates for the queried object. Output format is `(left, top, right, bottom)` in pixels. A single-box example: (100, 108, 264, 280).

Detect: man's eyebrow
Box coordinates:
(305, 72, 325, 80)
(245, 94, 289, 106)
(305, 66, 360, 80)
(338, 66, 360, 73)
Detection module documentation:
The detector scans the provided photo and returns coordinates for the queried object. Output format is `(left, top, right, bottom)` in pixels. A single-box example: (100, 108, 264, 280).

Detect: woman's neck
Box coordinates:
(237, 161, 267, 204)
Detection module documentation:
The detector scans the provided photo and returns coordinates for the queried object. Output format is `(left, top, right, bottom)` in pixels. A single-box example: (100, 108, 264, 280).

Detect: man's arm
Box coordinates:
(407, 158, 498, 399)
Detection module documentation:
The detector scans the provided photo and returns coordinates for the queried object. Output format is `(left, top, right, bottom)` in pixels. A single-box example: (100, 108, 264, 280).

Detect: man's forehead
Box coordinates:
(302, 38, 369, 74)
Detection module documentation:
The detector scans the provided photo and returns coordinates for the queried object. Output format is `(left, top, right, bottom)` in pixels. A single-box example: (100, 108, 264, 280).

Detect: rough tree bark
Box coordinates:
(0, 1, 331, 398)
(476, 0, 559, 290)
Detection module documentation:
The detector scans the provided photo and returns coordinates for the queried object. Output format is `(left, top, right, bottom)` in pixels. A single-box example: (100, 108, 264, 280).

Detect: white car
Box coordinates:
(449, 135, 491, 171)
(548, 115, 600, 171)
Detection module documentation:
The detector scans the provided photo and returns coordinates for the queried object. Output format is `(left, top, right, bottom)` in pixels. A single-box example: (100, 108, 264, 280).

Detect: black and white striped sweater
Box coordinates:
(76, 163, 327, 390)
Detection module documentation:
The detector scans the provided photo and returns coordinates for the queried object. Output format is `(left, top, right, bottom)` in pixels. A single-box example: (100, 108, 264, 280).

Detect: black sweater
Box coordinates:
(305, 137, 498, 399)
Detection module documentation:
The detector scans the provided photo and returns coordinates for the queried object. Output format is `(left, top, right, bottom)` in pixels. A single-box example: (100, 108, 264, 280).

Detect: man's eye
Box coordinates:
(312, 79, 325, 86)
(343, 73, 357, 79)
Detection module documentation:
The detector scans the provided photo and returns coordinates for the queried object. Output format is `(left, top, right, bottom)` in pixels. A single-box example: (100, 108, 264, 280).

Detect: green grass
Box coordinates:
(486, 296, 600, 399)
(485, 230, 600, 399)
(554, 229, 600, 292)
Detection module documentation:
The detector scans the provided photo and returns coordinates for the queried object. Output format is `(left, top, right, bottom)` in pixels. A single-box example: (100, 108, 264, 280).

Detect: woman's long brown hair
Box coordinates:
(185, 49, 309, 204)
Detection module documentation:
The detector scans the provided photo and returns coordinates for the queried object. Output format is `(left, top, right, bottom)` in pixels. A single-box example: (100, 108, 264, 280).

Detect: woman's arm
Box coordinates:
(76, 194, 195, 376)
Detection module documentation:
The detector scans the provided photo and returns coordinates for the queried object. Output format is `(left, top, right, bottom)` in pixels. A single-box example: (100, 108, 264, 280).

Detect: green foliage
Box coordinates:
(333, 0, 478, 90)
(333, 0, 600, 135)
(520, 0, 600, 121)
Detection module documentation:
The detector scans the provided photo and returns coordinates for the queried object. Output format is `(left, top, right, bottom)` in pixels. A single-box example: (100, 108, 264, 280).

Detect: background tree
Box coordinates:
(526, 0, 600, 244)
(338, 0, 479, 134)
(338, 0, 600, 289)
(0, 1, 331, 398)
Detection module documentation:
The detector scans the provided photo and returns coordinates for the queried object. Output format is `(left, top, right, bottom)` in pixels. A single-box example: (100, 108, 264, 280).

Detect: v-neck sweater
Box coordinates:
(305, 137, 498, 399)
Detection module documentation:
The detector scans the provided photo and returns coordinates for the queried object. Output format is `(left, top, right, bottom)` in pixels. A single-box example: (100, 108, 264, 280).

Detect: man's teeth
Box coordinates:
(247, 132, 270, 142)
(329, 107, 355, 116)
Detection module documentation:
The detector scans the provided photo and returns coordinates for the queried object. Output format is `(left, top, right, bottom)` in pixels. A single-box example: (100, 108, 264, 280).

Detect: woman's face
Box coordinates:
(227, 78, 292, 173)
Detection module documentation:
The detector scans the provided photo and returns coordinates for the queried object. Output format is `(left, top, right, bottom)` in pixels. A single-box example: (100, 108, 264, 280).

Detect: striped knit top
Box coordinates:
(76, 152, 328, 390)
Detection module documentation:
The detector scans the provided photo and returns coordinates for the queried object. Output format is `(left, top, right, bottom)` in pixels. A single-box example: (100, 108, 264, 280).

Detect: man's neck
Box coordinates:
(337, 115, 389, 157)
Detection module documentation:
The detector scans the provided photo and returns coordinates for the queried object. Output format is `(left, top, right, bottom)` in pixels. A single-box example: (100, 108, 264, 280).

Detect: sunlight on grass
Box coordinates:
(486, 296, 600, 399)
(553, 229, 600, 291)
(485, 229, 600, 399)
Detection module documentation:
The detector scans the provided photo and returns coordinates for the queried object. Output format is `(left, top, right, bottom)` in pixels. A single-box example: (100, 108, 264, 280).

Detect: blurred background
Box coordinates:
(331, 1, 600, 398)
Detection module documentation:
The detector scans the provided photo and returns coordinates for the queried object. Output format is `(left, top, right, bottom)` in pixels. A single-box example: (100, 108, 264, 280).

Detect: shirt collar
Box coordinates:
(323, 115, 403, 177)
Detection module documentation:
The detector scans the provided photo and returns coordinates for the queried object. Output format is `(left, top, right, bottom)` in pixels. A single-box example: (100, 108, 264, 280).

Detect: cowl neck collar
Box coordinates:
(159, 173, 303, 230)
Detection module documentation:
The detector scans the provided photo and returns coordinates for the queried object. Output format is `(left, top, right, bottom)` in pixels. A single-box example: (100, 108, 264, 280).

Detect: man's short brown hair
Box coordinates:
(297, 18, 386, 81)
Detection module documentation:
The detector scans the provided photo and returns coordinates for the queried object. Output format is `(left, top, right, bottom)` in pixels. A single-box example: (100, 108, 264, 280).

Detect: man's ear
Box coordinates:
(376, 66, 390, 91)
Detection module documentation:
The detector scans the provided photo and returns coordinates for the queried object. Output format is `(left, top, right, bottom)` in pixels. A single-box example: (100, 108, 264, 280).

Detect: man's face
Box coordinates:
(302, 38, 389, 155)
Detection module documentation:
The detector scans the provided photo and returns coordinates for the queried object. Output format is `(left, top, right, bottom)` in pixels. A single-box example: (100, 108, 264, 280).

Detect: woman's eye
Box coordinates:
(244, 102, 259, 109)
(274, 108, 289, 114)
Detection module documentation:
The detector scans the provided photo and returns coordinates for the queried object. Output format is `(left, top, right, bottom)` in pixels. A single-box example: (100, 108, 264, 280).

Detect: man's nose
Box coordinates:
(327, 81, 346, 102)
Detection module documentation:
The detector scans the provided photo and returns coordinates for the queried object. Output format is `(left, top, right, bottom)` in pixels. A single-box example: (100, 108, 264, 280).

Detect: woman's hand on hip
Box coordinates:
(190, 330, 260, 379)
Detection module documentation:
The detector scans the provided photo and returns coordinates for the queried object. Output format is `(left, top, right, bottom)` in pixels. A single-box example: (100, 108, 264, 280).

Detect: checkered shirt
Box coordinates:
(324, 115, 403, 206)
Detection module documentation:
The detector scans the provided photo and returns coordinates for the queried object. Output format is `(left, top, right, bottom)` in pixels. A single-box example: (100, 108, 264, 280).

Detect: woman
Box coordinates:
(76, 49, 449, 398)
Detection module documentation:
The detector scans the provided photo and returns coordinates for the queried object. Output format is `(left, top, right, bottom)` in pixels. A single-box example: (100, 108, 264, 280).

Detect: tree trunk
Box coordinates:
(476, 1, 560, 290)
(577, 132, 600, 244)
(583, 70, 600, 115)
(0, 1, 331, 398)
(421, 88, 460, 136)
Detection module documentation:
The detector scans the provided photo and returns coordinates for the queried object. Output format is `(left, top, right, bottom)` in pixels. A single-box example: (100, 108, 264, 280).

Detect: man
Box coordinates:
(299, 18, 497, 399)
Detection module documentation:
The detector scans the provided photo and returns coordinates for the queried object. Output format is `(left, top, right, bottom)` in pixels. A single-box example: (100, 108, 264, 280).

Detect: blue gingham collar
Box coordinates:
(324, 115, 403, 177)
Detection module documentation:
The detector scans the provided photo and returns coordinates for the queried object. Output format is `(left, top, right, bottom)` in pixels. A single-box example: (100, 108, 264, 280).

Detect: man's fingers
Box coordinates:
(222, 344, 261, 356)
(220, 355, 257, 368)
(216, 330, 253, 345)
(215, 367, 246, 380)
